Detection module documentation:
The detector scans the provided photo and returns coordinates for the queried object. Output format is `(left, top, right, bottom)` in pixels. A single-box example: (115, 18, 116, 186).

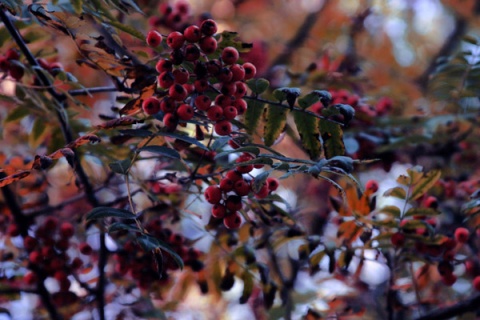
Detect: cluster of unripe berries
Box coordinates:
(143, 18, 256, 135)
(204, 151, 279, 229)
(113, 218, 203, 290)
(8, 217, 91, 296)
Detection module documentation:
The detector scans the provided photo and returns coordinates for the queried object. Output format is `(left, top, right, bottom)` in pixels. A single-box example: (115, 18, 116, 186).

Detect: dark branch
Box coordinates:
(415, 293, 480, 320)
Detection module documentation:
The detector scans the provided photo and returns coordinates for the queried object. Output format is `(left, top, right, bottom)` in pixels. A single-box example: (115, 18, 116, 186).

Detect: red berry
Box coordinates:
(473, 276, 480, 291)
(223, 106, 238, 120)
(391, 232, 405, 247)
(424, 196, 438, 209)
(266, 177, 279, 191)
(170, 49, 184, 65)
(7, 224, 20, 237)
(200, 19, 218, 36)
(23, 236, 37, 252)
(454, 227, 469, 243)
(176, 104, 194, 121)
(228, 139, 241, 149)
(220, 82, 236, 96)
(236, 155, 254, 173)
(230, 64, 245, 82)
(365, 180, 379, 193)
(219, 177, 235, 192)
(206, 59, 222, 75)
(166, 31, 185, 50)
(226, 170, 243, 182)
(212, 204, 227, 219)
(215, 94, 234, 108)
(214, 120, 232, 136)
(437, 261, 454, 276)
(158, 71, 175, 89)
(234, 81, 247, 98)
(223, 212, 242, 229)
(24, 272, 37, 285)
(43, 217, 59, 231)
(60, 222, 75, 239)
(79, 242, 93, 255)
(9, 64, 24, 80)
(195, 95, 211, 111)
(441, 273, 457, 286)
(71, 257, 83, 270)
(142, 97, 161, 115)
(234, 179, 250, 196)
(234, 99, 247, 115)
(225, 195, 243, 211)
(184, 44, 201, 61)
(194, 79, 209, 93)
(184, 25, 202, 42)
(160, 97, 176, 113)
(29, 251, 42, 264)
(254, 183, 269, 199)
(155, 59, 173, 73)
(5, 49, 20, 60)
(204, 186, 222, 204)
(217, 67, 233, 83)
(146, 30, 163, 47)
(221, 47, 239, 65)
(242, 62, 256, 80)
(172, 68, 189, 84)
(199, 36, 217, 54)
(163, 113, 178, 130)
(169, 83, 188, 101)
(207, 106, 224, 121)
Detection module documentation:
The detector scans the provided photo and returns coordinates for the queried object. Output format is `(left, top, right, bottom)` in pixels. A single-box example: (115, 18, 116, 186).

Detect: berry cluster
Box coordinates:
(143, 19, 256, 135)
(113, 218, 204, 290)
(149, 1, 192, 31)
(0, 49, 24, 80)
(204, 152, 279, 229)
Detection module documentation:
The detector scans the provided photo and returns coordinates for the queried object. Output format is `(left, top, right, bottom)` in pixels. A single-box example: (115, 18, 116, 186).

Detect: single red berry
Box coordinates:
(146, 30, 163, 47)
(5, 48, 20, 60)
(234, 81, 247, 98)
(24, 272, 37, 285)
(71, 257, 83, 270)
(214, 120, 232, 136)
(214, 95, 233, 108)
(225, 195, 243, 211)
(184, 25, 202, 42)
(454, 227, 470, 243)
(29, 251, 42, 264)
(220, 82, 236, 96)
(160, 97, 176, 113)
(184, 44, 201, 61)
(194, 79, 209, 93)
(169, 83, 188, 101)
(43, 217, 59, 231)
(424, 196, 438, 209)
(219, 177, 235, 192)
(23, 236, 37, 252)
(391, 232, 405, 247)
(7, 224, 20, 237)
(158, 71, 175, 89)
(176, 104, 194, 121)
(236, 154, 254, 173)
(199, 36, 217, 54)
(242, 62, 256, 80)
(166, 31, 185, 50)
(221, 47, 239, 65)
(206, 59, 221, 75)
(207, 106, 224, 121)
(234, 99, 247, 115)
(195, 95, 211, 111)
(212, 204, 227, 219)
(169, 49, 184, 65)
(155, 59, 173, 73)
(60, 222, 75, 239)
(142, 97, 161, 115)
(172, 68, 189, 84)
(56, 238, 70, 251)
(200, 19, 217, 36)
(204, 186, 222, 204)
(79, 242, 93, 255)
(226, 170, 243, 182)
(9, 64, 24, 80)
(223, 106, 238, 120)
(266, 177, 280, 191)
(217, 67, 233, 83)
(365, 180, 379, 193)
(441, 273, 457, 286)
(230, 64, 246, 82)
(473, 276, 480, 291)
(254, 183, 270, 199)
(223, 212, 242, 229)
(163, 113, 178, 131)
(159, 3, 173, 15)
(234, 179, 250, 196)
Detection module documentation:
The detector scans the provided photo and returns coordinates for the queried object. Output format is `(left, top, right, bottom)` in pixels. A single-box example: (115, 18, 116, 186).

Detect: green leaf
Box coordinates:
(252, 171, 270, 193)
(5, 107, 30, 123)
(245, 99, 265, 135)
(264, 105, 288, 146)
(379, 205, 401, 218)
(383, 187, 407, 199)
(137, 234, 184, 270)
(319, 119, 345, 158)
(404, 207, 440, 217)
(71, 0, 83, 14)
(107, 19, 146, 41)
(273, 87, 300, 107)
(108, 222, 141, 233)
(298, 92, 320, 109)
(156, 132, 209, 151)
(293, 110, 321, 160)
(108, 158, 132, 175)
(137, 146, 180, 159)
(246, 78, 269, 95)
(239, 271, 254, 304)
(86, 207, 134, 221)
(410, 169, 442, 201)
(29, 118, 47, 148)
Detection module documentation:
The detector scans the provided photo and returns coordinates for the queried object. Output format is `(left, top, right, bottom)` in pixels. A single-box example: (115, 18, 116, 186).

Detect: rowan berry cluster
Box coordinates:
(204, 152, 279, 230)
(143, 18, 256, 135)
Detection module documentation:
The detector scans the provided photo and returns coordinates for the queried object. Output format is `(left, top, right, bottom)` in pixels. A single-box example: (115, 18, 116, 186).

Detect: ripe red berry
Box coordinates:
(155, 59, 173, 73)
(163, 113, 178, 130)
(219, 177, 235, 192)
(170, 49, 184, 65)
(60, 222, 75, 239)
(454, 227, 469, 243)
(424, 196, 438, 209)
(223, 106, 238, 120)
(142, 97, 161, 115)
(441, 273, 457, 286)
(9, 64, 24, 80)
(29, 251, 42, 264)
(158, 71, 175, 89)
(473, 276, 480, 291)
(146, 30, 163, 47)
(71, 257, 83, 270)
(7, 224, 20, 237)
(204, 186, 222, 204)
(169, 83, 188, 101)
(200, 19, 218, 36)
(254, 183, 270, 199)
(242, 62, 256, 80)
(223, 212, 242, 229)
(365, 180, 379, 193)
(214, 120, 232, 136)
(43, 216, 59, 231)
(220, 82, 236, 96)
(176, 104, 194, 121)
(24, 272, 37, 285)
(234, 179, 250, 196)
(5, 48, 20, 60)
(184, 44, 201, 61)
(266, 177, 280, 191)
(226, 170, 243, 182)
(172, 68, 189, 84)
(212, 204, 227, 219)
(215, 94, 234, 108)
(195, 95, 211, 111)
(217, 68, 233, 83)
(194, 79, 209, 93)
(79, 242, 93, 255)
(234, 81, 247, 98)
(207, 106, 224, 121)
(199, 36, 217, 54)
(221, 47, 240, 65)
(23, 236, 37, 252)
(166, 31, 185, 50)
(225, 195, 243, 211)
(391, 232, 405, 247)
(233, 99, 247, 115)
(184, 25, 202, 42)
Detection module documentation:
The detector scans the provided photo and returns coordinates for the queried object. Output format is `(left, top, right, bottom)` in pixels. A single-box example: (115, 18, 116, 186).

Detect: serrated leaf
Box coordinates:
(379, 205, 402, 217)
(383, 187, 407, 199)
(245, 100, 265, 135)
(252, 171, 270, 193)
(86, 207, 134, 221)
(108, 158, 131, 174)
(264, 105, 288, 146)
(319, 119, 345, 158)
(239, 271, 254, 304)
(137, 146, 180, 159)
(410, 169, 441, 201)
(156, 131, 209, 151)
(293, 110, 321, 160)
(246, 78, 269, 95)
(404, 207, 439, 217)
